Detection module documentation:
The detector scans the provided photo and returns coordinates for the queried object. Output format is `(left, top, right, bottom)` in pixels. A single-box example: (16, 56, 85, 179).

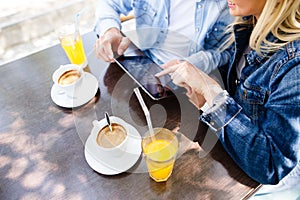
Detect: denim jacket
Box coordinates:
(94, 0, 233, 74)
(201, 24, 300, 185)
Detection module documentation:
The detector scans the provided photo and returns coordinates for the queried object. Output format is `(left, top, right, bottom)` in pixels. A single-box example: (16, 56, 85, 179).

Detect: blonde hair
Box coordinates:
(223, 0, 300, 55)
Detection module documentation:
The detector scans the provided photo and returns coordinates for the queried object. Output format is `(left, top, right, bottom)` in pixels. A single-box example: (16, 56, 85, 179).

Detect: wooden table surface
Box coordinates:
(0, 32, 260, 200)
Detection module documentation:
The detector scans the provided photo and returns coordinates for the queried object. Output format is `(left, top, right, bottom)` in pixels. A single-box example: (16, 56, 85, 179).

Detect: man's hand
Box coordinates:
(94, 28, 131, 62)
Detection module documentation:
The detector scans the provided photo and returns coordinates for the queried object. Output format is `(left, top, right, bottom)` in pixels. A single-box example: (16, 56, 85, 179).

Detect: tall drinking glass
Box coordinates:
(57, 24, 88, 68)
(142, 128, 179, 182)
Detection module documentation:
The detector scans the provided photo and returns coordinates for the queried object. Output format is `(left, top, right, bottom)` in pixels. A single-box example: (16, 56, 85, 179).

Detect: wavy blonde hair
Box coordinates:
(223, 0, 300, 55)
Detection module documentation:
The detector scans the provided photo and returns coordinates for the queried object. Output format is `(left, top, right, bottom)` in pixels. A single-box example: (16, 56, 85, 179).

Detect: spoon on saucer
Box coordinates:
(105, 112, 113, 132)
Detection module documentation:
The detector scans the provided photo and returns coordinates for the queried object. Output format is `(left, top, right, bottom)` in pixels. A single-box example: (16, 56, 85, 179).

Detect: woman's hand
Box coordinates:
(156, 61, 223, 108)
(94, 28, 131, 62)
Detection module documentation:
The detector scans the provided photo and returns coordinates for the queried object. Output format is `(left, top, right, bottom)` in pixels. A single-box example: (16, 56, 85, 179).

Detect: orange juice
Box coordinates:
(143, 139, 178, 182)
(60, 34, 87, 66)
(142, 128, 179, 182)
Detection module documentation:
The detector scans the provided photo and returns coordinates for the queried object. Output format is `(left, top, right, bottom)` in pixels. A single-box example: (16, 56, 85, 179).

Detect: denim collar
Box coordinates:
(247, 34, 281, 66)
(233, 22, 281, 66)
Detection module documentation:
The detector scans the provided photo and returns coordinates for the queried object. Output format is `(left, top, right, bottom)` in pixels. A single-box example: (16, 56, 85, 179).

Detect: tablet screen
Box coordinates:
(114, 55, 176, 100)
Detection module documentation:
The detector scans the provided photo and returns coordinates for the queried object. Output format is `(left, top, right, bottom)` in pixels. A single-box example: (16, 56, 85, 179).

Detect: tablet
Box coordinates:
(114, 54, 177, 100)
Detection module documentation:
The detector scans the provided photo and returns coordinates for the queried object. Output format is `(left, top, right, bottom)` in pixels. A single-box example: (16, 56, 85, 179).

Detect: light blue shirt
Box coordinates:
(94, 0, 234, 74)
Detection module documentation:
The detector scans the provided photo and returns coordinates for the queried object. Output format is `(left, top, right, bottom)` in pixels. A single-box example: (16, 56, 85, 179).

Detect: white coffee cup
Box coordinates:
(91, 117, 129, 157)
(52, 64, 84, 98)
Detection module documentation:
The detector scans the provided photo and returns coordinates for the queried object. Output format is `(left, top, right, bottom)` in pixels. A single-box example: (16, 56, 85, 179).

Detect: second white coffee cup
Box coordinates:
(91, 117, 130, 157)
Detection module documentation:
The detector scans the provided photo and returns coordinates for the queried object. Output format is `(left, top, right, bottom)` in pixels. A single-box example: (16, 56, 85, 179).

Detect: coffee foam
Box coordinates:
(58, 69, 81, 85)
(96, 123, 127, 148)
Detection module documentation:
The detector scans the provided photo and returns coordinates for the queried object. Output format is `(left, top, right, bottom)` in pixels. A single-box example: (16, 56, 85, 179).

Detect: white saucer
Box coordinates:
(84, 123, 142, 175)
(51, 72, 98, 108)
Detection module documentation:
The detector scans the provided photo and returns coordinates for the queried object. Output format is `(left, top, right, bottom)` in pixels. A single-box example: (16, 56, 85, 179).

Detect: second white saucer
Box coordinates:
(84, 121, 142, 175)
(51, 72, 98, 108)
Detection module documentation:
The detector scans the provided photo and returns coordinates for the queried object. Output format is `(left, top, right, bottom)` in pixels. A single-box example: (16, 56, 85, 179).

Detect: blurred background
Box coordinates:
(0, 0, 97, 65)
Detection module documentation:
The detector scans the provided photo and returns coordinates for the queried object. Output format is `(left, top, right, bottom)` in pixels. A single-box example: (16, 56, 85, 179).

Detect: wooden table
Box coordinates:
(0, 32, 260, 200)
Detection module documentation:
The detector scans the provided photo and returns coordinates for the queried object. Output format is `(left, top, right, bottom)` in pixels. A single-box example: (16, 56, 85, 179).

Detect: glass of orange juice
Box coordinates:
(142, 128, 179, 182)
(57, 24, 88, 68)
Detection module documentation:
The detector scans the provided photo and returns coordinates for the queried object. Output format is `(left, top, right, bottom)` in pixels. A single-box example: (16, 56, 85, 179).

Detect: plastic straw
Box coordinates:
(133, 88, 155, 139)
(74, 8, 86, 41)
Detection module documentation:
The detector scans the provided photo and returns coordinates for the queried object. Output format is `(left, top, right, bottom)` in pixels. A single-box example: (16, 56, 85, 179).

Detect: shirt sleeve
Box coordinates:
(184, 48, 232, 74)
(94, 0, 133, 36)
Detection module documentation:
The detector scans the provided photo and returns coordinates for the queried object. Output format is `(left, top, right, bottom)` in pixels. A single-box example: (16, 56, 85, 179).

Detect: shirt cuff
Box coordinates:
(199, 90, 242, 132)
(94, 19, 121, 37)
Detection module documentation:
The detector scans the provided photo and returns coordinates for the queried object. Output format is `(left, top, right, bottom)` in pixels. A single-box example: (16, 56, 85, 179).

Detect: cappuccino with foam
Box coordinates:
(96, 123, 127, 148)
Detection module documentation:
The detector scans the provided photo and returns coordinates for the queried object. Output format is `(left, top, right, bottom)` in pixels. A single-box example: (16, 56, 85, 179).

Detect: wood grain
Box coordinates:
(0, 32, 260, 200)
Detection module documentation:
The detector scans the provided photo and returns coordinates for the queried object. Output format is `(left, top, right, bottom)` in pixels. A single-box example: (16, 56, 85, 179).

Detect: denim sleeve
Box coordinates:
(94, 0, 133, 36)
(200, 91, 242, 132)
(185, 48, 232, 74)
(184, 1, 233, 74)
(200, 67, 300, 185)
